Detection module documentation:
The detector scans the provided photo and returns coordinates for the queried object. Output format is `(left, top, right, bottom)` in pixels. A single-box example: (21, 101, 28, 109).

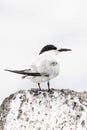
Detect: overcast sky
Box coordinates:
(0, 0, 87, 104)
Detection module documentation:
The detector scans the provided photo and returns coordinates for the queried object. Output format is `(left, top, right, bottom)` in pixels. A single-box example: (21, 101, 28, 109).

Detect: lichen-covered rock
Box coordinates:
(0, 89, 87, 130)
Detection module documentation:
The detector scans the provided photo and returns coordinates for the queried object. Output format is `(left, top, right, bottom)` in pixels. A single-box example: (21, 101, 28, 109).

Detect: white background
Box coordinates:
(0, 0, 87, 104)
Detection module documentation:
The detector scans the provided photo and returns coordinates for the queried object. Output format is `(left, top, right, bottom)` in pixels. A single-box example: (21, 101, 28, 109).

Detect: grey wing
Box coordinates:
(30, 63, 49, 77)
(31, 56, 55, 77)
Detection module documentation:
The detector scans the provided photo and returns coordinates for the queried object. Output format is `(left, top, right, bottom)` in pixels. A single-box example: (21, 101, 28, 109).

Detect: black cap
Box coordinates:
(39, 44, 57, 54)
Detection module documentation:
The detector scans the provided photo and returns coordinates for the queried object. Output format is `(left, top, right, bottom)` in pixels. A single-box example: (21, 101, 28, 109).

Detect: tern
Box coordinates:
(5, 44, 71, 90)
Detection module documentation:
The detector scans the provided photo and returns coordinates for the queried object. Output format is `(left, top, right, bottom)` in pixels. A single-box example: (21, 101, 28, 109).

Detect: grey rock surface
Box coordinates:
(0, 89, 87, 130)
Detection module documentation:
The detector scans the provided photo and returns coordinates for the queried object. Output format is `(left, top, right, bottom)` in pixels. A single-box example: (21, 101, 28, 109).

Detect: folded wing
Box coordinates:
(5, 69, 41, 76)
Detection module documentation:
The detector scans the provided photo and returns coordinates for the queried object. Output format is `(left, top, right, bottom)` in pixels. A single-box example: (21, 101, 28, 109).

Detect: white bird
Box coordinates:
(5, 44, 71, 91)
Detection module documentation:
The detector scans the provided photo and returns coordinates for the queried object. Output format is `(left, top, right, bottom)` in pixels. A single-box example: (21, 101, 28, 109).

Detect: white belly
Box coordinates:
(28, 62, 60, 83)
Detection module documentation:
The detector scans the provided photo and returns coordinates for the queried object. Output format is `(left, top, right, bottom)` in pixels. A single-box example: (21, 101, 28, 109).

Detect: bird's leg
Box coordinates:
(38, 83, 41, 90)
(47, 81, 50, 91)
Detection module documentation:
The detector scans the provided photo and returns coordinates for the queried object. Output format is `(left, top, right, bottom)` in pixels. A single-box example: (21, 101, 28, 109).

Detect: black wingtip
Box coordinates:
(5, 69, 13, 72)
(4, 69, 10, 71)
(5, 69, 42, 76)
(4, 69, 20, 74)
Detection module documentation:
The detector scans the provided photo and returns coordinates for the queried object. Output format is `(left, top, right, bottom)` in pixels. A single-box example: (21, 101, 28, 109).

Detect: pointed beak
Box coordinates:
(58, 48, 72, 52)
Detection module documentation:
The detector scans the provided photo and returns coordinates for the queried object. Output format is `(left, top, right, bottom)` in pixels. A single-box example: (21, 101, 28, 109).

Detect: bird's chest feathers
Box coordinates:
(35, 54, 59, 75)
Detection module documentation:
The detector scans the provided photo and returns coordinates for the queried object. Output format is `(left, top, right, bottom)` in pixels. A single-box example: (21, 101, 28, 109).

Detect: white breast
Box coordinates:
(28, 52, 60, 83)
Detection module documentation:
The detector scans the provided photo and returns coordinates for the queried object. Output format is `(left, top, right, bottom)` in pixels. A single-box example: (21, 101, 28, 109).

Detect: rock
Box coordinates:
(0, 89, 87, 130)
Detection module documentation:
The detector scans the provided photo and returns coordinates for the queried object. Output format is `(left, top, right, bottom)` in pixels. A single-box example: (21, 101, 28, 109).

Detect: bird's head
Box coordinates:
(39, 44, 72, 55)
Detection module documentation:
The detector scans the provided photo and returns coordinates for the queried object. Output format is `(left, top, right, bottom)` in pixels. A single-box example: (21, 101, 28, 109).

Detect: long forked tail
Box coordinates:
(5, 69, 41, 76)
